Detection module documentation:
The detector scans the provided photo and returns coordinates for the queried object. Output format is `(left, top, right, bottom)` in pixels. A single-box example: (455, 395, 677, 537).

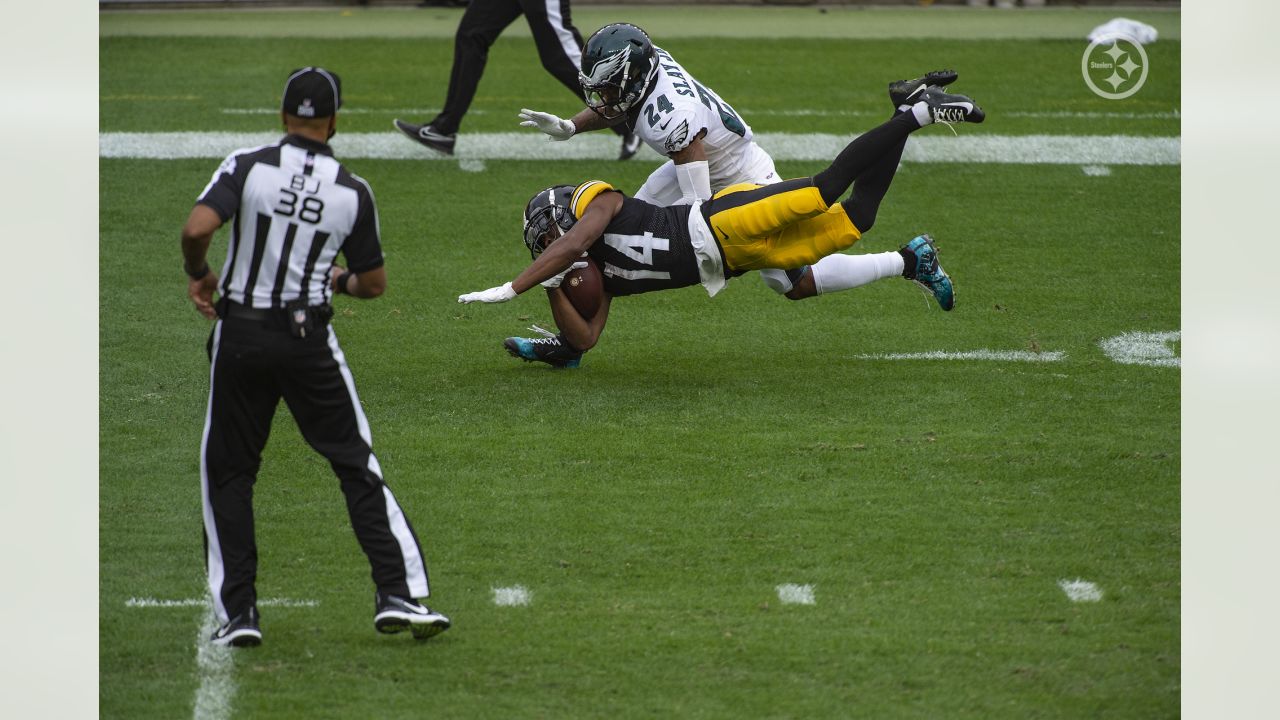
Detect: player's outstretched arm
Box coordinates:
(458, 191, 625, 304)
(517, 107, 621, 140)
(518, 109, 576, 140)
(510, 191, 622, 293)
(571, 107, 621, 133)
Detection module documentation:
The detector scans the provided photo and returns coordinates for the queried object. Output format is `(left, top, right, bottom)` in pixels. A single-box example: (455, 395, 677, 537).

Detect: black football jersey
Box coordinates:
(569, 181, 703, 297)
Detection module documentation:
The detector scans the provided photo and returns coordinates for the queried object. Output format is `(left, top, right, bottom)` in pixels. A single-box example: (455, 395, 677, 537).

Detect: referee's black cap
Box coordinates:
(282, 67, 342, 119)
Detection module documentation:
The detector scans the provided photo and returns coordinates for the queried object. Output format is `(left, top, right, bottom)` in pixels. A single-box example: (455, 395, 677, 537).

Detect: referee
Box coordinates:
(181, 67, 450, 647)
(394, 0, 640, 159)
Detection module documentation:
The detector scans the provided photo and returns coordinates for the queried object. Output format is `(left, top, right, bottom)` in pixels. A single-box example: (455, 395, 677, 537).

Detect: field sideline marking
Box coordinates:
(776, 584, 816, 605)
(193, 600, 235, 720)
(99, 132, 1181, 165)
(1058, 579, 1104, 603)
(492, 585, 531, 606)
(1099, 330, 1180, 367)
(125, 596, 319, 608)
(856, 350, 1067, 363)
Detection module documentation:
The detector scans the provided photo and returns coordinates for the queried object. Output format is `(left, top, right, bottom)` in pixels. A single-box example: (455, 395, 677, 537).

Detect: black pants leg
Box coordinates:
(202, 320, 282, 623)
(521, 0, 583, 96)
(279, 326, 431, 600)
(202, 320, 432, 625)
(430, 0, 523, 134)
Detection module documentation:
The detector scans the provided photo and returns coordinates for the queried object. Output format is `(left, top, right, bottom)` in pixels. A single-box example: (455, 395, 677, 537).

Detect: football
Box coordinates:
(561, 258, 604, 318)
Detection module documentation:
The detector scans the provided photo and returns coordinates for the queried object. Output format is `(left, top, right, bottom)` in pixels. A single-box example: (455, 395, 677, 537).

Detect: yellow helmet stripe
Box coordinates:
(570, 180, 615, 219)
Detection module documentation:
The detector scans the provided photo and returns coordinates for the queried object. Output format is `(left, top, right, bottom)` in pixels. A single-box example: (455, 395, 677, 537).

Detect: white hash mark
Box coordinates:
(776, 584, 816, 605)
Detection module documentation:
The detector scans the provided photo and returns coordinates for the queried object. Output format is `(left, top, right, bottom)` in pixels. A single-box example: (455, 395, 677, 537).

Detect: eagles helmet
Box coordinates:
(578, 23, 659, 121)
(522, 185, 577, 259)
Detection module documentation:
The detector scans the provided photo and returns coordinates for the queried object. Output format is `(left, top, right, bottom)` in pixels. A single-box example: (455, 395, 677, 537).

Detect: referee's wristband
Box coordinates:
(185, 262, 210, 280)
(335, 271, 354, 295)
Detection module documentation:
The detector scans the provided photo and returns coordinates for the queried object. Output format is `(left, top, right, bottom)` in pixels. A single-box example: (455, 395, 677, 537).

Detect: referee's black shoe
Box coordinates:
(393, 119, 457, 156)
(210, 607, 262, 647)
(374, 592, 452, 640)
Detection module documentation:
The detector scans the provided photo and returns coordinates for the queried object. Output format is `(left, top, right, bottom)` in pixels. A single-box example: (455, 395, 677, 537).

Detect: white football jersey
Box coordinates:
(631, 47, 776, 204)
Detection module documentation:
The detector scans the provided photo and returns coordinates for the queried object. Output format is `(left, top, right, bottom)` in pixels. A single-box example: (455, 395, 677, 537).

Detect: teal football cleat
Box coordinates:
(503, 325, 583, 368)
(900, 234, 955, 311)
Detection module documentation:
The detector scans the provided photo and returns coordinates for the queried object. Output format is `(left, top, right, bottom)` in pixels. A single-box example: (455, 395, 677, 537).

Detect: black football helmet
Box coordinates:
(578, 23, 658, 121)
(522, 185, 577, 259)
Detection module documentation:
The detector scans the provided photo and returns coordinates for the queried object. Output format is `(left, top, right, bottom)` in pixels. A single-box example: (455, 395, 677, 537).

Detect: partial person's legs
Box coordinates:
(429, 0, 523, 134)
(281, 328, 431, 601)
(708, 112, 932, 275)
(521, 0, 585, 97)
(202, 321, 283, 625)
(521, 0, 630, 141)
(797, 112, 913, 297)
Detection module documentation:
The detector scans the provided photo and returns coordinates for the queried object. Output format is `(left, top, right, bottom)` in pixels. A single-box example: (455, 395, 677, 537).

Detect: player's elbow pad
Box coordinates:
(675, 160, 711, 205)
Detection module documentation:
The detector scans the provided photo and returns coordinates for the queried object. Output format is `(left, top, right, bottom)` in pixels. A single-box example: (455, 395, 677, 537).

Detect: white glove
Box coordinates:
(518, 108, 575, 141)
(540, 261, 590, 289)
(458, 282, 517, 304)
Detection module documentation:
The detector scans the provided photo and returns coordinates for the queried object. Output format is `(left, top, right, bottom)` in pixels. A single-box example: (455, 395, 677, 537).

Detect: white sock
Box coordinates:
(811, 251, 905, 295)
(910, 100, 932, 127)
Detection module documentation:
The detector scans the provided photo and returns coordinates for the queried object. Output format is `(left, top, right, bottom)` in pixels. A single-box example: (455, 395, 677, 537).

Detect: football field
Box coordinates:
(99, 6, 1180, 718)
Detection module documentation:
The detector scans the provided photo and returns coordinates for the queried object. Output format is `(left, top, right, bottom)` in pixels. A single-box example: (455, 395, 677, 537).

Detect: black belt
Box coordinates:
(218, 300, 333, 327)
(222, 302, 279, 322)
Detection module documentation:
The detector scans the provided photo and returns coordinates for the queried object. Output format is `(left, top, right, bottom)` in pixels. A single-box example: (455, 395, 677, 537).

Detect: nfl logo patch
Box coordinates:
(298, 99, 315, 117)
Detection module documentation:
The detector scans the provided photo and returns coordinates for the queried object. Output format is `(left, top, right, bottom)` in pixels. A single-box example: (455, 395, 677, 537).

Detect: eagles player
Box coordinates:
(461, 85, 985, 366)
(517, 23, 964, 315)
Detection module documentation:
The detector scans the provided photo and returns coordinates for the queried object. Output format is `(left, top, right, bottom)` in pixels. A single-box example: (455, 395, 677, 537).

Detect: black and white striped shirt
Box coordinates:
(197, 134, 382, 308)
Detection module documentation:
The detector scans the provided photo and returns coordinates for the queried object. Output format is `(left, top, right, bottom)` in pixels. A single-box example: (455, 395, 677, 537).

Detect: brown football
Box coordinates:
(561, 258, 604, 318)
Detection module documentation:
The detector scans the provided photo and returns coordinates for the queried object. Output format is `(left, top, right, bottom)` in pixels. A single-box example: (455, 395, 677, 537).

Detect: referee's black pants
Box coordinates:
(200, 315, 431, 624)
(429, 0, 627, 137)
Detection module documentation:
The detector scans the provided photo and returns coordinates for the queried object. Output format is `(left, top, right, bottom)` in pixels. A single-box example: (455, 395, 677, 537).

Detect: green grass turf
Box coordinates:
(101, 36, 1181, 137)
(101, 158, 1179, 717)
(99, 11, 1179, 719)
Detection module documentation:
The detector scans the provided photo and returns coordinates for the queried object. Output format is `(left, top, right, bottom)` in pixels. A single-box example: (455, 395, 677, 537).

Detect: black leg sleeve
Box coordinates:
(812, 112, 919, 207)
(280, 329, 432, 599)
(844, 128, 909, 233)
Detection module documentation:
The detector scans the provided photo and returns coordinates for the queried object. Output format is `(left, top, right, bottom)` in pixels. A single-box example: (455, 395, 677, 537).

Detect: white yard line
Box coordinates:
(856, 350, 1067, 363)
(220, 107, 457, 116)
(126, 596, 319, 609)
(192, 600, 235, 720)
(776, 584, 816, 605)
(217, 107, 1179, 121)
(492, 585, 532, 607)
(773, 579, 814, 602)
(1099, 330, 1181, 368)
(1058, 579, 1104, 603)
(99, 132, 1181, 165)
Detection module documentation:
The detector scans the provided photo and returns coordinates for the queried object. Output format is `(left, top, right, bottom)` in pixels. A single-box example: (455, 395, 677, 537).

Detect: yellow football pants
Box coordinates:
(703, 179, 862, 272)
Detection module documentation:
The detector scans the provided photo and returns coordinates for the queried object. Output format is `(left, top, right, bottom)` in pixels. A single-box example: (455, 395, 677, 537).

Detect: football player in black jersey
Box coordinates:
(460, 84, 986, 367)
